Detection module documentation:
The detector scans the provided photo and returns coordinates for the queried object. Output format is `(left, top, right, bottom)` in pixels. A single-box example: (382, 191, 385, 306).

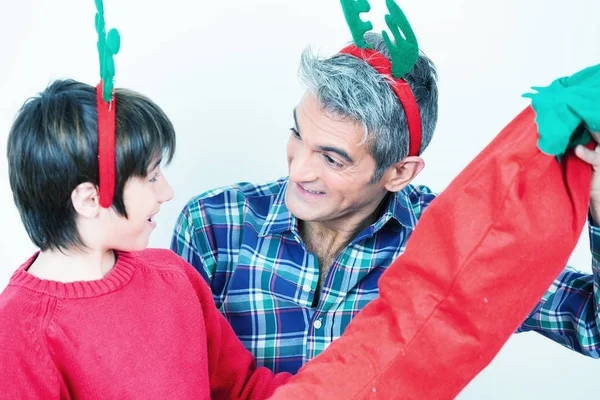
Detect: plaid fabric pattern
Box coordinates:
(517, 225, 600, 357)
(171, 177, 600, 373)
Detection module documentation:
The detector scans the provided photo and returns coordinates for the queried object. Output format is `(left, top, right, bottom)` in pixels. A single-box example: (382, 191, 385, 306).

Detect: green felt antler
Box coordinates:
(340, 0, 374, 49)
(382, 0, 418, 78)
(95, 0, 121, 102)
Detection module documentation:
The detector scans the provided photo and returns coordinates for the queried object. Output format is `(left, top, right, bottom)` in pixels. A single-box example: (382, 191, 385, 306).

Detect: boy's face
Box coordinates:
(102, 159, 173, 251)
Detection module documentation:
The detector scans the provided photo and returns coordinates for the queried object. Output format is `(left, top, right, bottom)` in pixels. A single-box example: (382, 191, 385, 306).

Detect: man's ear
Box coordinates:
(381, 156, 425, 193)
(71, 182, 101, 218)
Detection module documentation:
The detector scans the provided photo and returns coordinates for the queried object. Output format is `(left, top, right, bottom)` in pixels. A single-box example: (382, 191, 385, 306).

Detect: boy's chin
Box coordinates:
(112, 240, 150, 253)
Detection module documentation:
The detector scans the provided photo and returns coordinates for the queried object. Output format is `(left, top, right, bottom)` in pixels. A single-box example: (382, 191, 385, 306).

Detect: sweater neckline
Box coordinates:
(9, 251, 137, 298)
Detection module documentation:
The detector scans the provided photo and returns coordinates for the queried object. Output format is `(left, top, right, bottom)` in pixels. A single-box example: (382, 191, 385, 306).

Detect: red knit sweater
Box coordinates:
(0, 249, 290, 399)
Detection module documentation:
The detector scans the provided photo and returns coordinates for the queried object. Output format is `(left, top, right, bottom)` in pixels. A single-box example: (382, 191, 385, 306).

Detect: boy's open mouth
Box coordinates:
(147, 211, 159, 223)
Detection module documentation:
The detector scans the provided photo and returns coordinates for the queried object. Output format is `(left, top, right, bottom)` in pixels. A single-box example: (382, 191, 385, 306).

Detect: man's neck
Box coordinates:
(299, 196, 388, 257)
(300, 202, 385, 307)
(300, 220, 365, 257)
(27, 248, 116, 283)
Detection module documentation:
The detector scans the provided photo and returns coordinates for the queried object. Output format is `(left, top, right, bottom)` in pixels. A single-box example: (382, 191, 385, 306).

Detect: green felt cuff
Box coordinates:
(524, 63, 600, 156)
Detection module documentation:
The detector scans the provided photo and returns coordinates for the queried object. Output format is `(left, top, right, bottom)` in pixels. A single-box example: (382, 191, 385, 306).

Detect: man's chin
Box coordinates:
(289, 206, 329, 224)
(286, 200, 316, 222)
(285, 189, 329, 221)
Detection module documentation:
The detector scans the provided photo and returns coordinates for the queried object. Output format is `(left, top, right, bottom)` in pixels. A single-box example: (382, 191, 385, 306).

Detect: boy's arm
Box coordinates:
(179, 258, 291, 400)
(0, 319, 62, 397)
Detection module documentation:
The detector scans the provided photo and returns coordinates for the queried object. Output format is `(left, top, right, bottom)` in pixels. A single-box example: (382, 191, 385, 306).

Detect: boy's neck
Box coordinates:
(27, 248, 117, 283)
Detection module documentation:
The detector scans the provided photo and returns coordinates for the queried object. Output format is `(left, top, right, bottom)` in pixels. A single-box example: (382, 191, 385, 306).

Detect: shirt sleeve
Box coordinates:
(410, 184, 439, 218)
(517, 222, 600, 358)
(170, 204, 216, 285)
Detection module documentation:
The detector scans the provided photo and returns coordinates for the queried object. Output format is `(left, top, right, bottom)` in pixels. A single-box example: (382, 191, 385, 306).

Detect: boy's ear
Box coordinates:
(71, 182, 101, 218)
(381, 156, 425, 193)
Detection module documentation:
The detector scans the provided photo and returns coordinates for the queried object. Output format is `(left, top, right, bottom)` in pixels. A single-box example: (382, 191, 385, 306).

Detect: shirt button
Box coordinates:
(313, 319, 323, 329)
(302, 284, 312, 292)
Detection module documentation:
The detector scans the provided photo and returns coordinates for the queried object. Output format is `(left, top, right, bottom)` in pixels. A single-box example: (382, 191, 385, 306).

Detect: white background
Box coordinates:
(0, 0, 598, 397)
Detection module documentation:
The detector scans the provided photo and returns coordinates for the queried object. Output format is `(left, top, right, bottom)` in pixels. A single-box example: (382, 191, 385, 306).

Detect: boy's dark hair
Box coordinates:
(7, 79, 176, 251)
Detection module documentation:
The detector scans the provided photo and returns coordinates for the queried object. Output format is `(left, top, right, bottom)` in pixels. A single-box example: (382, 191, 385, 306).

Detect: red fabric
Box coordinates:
(96, 81, 116, 208)
(269, 106, 592, 399)
(0, 249, 290, 399)
(339, 44, 422, 156)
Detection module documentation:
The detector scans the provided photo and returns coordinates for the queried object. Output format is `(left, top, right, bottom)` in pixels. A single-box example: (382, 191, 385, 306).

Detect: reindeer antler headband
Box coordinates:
(339, 0, 422, 157)
(94, 0, 121, 208)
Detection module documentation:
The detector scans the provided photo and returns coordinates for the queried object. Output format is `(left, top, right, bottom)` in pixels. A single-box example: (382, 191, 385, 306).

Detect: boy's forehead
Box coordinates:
(148, 155, 163, 171)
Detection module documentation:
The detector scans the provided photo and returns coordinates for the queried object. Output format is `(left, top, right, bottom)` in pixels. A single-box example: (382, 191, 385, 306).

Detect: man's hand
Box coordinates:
(575, 131, 600, 225)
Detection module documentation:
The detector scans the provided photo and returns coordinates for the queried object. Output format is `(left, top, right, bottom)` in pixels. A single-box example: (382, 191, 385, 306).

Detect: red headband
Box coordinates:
(339, 44, 422, 157)
(96, 82, 116, 208)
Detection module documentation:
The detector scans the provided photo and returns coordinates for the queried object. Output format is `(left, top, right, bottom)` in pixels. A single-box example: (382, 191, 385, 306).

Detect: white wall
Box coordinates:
(0, 0, 598, 397)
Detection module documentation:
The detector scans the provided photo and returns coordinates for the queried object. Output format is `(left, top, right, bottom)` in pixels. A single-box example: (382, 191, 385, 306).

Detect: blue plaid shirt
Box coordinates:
(171, 177, 600, 374)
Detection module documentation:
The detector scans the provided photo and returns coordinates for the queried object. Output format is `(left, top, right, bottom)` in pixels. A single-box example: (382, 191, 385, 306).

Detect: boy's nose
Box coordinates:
(159, 179, 174, 203)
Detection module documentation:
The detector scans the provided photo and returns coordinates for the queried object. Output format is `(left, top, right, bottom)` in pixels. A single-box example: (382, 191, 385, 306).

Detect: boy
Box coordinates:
(1, 79, 291, 398)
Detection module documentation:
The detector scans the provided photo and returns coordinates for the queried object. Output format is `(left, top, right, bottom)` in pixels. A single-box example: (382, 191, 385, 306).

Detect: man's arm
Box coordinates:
(518, 225, 600, 358)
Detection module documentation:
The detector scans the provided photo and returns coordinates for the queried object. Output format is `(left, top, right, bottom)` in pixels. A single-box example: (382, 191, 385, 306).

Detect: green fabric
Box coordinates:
(94, 0, 121, 102)
(340, 0, 373, 49)
(382, 0, 418, 78)
(340, 0, 419, 79)
(523, 63, 600, 156)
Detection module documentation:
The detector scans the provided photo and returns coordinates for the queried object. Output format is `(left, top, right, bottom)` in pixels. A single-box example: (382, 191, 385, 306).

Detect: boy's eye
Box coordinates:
(149, 173, 159, 183)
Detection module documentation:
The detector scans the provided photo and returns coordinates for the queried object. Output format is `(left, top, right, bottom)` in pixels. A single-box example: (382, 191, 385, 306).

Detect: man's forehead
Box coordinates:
(294, 94, 361, 130)
(293, 95, 370, 160)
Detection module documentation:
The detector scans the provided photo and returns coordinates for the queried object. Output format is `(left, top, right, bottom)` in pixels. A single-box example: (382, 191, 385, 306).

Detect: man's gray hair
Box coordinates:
(298, 32, 438, 182)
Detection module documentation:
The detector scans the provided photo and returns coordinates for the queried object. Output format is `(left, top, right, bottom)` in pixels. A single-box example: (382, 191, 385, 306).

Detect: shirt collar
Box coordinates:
(376, 186, 419, 231)
(258, 178, 297, 237)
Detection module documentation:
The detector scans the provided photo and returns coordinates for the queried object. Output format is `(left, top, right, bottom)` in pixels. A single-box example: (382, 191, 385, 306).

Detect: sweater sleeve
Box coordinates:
(178, 258, 291, 399)
(1, 347, 61, 398)
(0, 290, 62, 398)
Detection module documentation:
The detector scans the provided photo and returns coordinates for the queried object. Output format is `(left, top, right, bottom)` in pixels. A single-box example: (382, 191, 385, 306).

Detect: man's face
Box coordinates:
(284, 93, 389, 227)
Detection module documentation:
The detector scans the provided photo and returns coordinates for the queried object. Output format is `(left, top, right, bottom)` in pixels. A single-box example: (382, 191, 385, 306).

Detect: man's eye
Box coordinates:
(290, 128, 301, 139)
(324, 154, 342, 168)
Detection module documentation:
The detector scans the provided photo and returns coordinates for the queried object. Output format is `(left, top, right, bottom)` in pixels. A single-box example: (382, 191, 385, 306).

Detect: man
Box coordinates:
(171, 32, 599, 373)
